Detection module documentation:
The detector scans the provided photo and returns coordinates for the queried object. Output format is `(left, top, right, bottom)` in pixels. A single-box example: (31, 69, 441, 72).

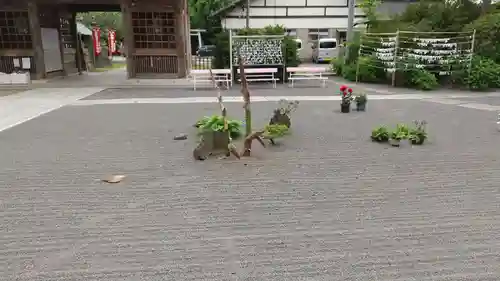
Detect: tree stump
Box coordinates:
(193, 130, 239, 160)
(269, 109, 291, 128)
(267, 110, 291, 145)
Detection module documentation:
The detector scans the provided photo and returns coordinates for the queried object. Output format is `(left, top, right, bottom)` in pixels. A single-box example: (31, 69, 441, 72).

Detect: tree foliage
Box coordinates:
(79, 12, 123, 40)
(188, 0, 230, 44)
(464, 12, 500, 63)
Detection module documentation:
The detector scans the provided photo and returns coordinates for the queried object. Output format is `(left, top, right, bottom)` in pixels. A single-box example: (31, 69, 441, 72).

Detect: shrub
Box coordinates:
(341, 63, 357, 81)
(283, 37, 299, 67)
(407, 69, 438, 91)
(330, 57, 343, 75)
(465, 56, 500, 91)
(213, 31, 230, 69)
(357, 56, 386, 83)
(344, 32, 361, 64)
(464, 13, 500, 63)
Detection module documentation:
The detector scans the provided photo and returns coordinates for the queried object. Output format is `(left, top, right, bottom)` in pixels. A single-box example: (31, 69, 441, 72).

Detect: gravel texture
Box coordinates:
(1, 100, 500, 280)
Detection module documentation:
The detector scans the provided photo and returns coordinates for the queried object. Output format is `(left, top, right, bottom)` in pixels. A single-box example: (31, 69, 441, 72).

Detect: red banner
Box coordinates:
(108, 29, 116, 56)
(92, 27, 101, 56)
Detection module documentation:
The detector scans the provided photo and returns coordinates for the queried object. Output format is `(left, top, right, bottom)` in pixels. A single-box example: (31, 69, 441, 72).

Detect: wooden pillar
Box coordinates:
(57, 8, 67, 76)
(176, 0, 187, 78)
(121, 0, 134, 79)
(27, 0, 45, 79)
(70, 12, 83, 74)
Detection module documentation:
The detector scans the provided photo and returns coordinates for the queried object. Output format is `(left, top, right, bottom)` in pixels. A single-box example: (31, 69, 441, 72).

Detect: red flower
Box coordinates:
(340, 85, 347, 92)
(343, 92, 347, 96)
(348, 88, 353, 93)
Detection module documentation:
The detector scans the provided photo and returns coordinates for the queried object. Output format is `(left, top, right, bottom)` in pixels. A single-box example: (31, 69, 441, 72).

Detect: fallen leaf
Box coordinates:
(102, 175, 126, 183)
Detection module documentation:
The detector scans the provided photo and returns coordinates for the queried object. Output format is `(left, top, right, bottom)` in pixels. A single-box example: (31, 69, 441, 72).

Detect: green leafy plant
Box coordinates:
(390, 124, 409, 140)
(371, 125, 389, 142)
(465, 56, 500, 91)
(356, 56, 386, 83)
(341, 63, 357, 81)
(263, 124, 290, 139)
(195, 115, 243, 139)
(408, 69, 438, 91)
(354, 93, 367, 105)
(408, 120, 428, 145)
(330, 57, 344, 75)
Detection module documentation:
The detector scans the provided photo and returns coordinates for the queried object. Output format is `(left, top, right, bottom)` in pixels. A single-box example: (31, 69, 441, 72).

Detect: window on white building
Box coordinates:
(308, 29, 329, 42)
(285, 29, 296, 37)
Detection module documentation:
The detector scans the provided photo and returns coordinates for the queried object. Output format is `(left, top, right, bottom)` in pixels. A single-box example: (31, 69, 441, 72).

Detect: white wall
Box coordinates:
(223, 17, 360, 29)
(241, 0, 347, 7)
(223, 0, 364, 30)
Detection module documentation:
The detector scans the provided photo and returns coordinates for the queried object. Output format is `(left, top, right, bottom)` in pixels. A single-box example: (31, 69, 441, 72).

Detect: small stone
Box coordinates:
(173, 134, 188, 140)
(102, 175, 126, 183)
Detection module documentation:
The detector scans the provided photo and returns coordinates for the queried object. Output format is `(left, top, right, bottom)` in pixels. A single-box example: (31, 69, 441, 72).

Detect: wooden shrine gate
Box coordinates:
(0, 0, 190, 80)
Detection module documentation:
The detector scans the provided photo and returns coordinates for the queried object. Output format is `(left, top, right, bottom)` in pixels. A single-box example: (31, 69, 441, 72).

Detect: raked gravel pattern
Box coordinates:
(1, 100, 500, 280)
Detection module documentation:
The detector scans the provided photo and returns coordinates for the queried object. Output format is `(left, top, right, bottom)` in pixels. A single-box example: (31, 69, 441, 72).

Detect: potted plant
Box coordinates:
(195, 115, 243, 140)
(354, 93, 367, 111)
(262, 124, 290, 145)
(371, 125, 389, 142)
(269, 99, 299, 128)
(339, 85, 353, 113)
(408, 120, 427, 145)
(389, 124, 409, 147)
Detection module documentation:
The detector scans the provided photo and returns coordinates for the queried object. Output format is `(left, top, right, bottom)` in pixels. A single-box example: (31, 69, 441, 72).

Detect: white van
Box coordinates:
(295, 38, 302, 51)
(312, 38, 338, 63)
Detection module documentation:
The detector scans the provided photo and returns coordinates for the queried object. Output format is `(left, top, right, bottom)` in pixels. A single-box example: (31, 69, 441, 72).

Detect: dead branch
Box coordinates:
(239, 56, 250, 112)
(241, 130, 266, 157)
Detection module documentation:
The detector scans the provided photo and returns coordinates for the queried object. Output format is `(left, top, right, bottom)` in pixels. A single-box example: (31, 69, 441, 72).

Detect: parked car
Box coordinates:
(312, 38, 338, 63)
(197, 45, 215, 57)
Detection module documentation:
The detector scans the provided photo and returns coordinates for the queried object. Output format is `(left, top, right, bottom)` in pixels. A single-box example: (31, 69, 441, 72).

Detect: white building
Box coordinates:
(214, 0, 415, 60)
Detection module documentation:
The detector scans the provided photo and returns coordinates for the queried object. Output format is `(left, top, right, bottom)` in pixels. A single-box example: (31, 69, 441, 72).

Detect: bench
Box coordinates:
(237, 67, 278, 88)
(190, 69, 231, 90)
(287, 67, 328, 88)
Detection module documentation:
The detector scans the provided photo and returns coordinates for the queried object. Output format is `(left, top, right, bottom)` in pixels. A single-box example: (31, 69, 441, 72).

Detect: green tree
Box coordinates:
(357, 0, 381, 29)
(79, 12, 123, 40)
(188, 0, 230, 44)
(464, 12, 500, 63)
(395, 0, 480, 32)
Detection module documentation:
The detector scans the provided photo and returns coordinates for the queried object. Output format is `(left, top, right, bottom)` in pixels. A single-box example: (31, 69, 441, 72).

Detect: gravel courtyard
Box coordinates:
(1, 98, 500, 280)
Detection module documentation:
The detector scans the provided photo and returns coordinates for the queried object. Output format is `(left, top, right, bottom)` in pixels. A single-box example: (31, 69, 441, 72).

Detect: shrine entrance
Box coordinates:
(0, 0, 190, 81)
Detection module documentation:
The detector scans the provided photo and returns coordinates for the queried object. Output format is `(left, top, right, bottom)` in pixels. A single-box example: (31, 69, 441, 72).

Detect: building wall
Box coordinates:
(222, 0, 413, 61)
(222, 0, 364, 30)
(221, 0, 363, 61)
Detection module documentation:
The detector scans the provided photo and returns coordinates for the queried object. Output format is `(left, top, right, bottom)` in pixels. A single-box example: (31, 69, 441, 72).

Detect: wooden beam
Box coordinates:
(70, 12, 83, 74)
(120, 0, 134, 78)
(57, 8, 67, 76)
(27, 0, 46, 79)
(176, 0, 187, 78)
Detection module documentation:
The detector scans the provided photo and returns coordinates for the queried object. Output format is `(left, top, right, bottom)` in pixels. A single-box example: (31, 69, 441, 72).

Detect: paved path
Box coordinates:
(2, 88, 500, 280)
(0, 87, 104, 132)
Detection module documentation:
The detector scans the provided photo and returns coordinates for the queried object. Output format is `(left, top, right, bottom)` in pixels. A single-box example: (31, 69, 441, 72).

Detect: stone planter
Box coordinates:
(390, 139, 401, 147)
(356, 103, 366, 111)
(340, 103, 350, 113)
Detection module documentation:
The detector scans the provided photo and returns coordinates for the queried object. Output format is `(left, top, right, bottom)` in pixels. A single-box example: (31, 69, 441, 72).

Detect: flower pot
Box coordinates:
(340, 103, 350, 113)
(356, 103, 366, 111)
(390, 139, 400, 147)
(411, 138, 425, 145)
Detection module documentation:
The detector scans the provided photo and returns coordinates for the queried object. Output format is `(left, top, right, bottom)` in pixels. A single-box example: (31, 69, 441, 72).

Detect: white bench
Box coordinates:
(287, 67, 328, 88)
(237, 67, 278, 88)
(190, 69, 231, 90)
